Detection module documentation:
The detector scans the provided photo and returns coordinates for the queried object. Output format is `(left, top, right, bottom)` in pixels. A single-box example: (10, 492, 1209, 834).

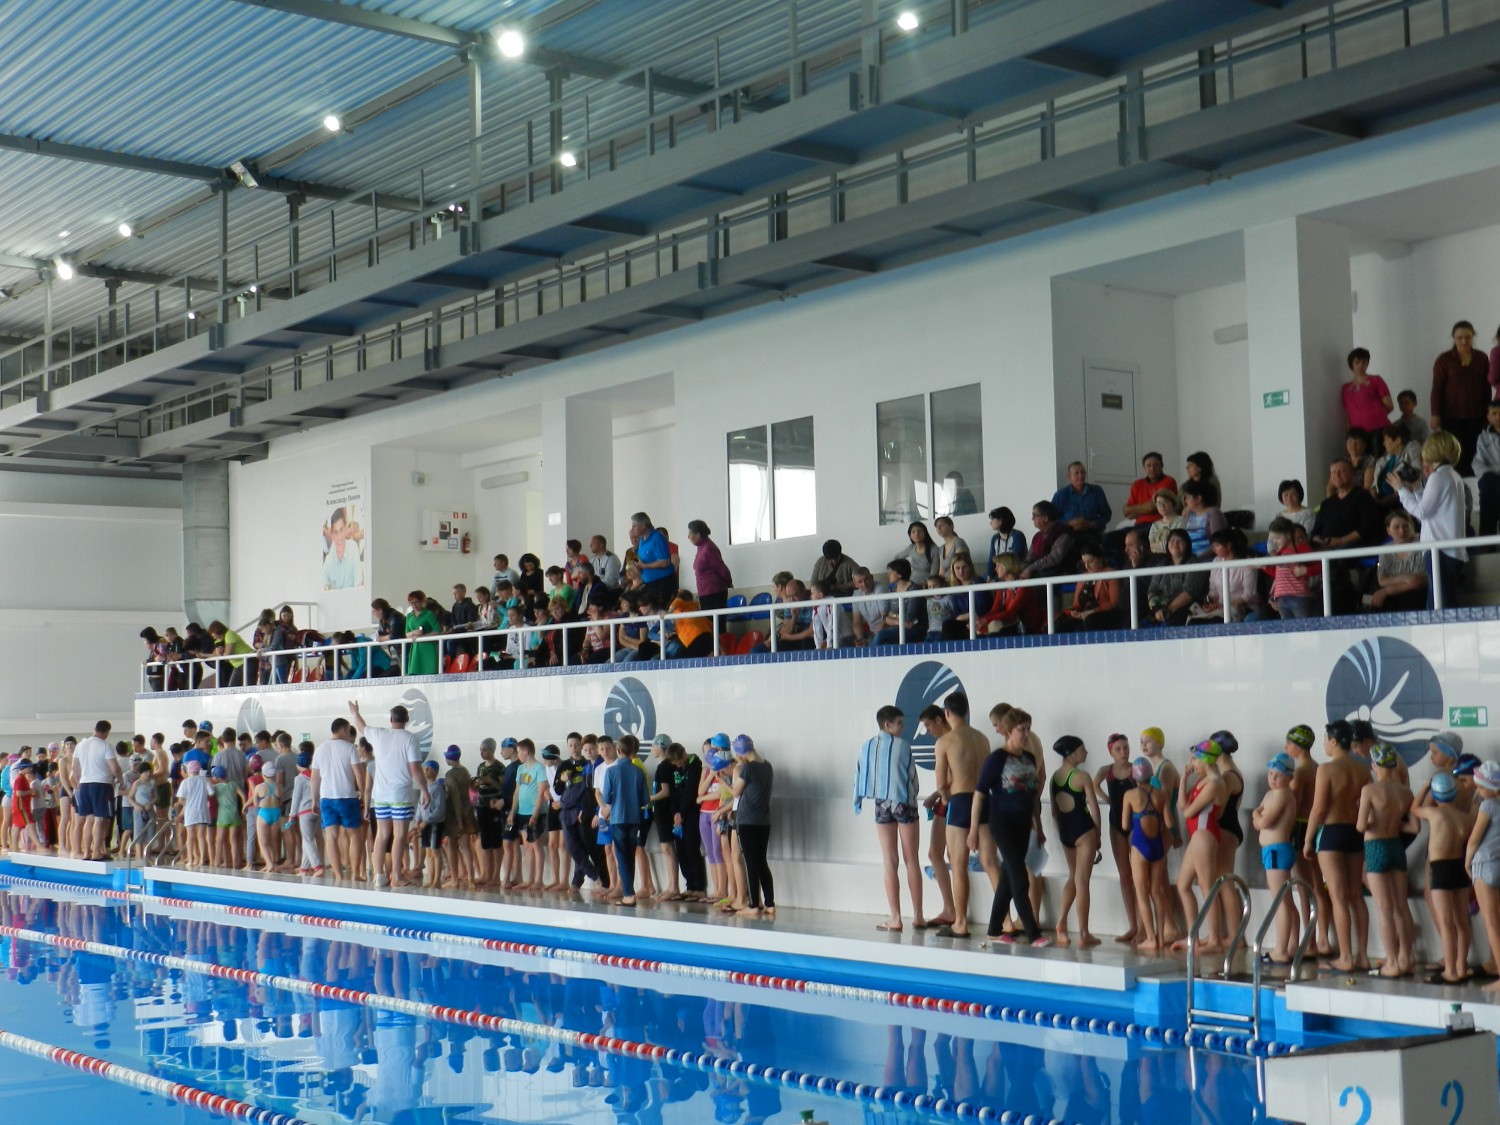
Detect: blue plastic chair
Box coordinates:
(727, 593, 748, 623)
(748, 592, 772, 621)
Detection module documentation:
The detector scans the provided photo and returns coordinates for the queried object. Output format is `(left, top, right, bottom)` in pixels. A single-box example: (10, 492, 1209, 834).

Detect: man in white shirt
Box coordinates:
(350, 700, 427, 887)
(311, 717, 366, 880)
(74, 720, 122, 860)
(491, 554, 521, 597)
(589, 535, 622, 589)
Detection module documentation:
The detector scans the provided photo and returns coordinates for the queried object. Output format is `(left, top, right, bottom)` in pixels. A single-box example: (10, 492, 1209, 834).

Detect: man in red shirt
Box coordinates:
(1123, 452, 1177, 525)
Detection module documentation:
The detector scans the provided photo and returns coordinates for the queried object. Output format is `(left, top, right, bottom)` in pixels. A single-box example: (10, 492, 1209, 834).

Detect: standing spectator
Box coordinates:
(1020, 500, 1076, 579)
(812, 538, 860, 595)
(1313, 459, 1385, 614)
(444, 584, 478, 661)
(984, 508, 1026, 581)
(898, 521, 939, 587)
(972, 708, 1048, 948)
(350, 701, 427, 888)
(75, 720, 120, 861)
(855, 705, 924, 932)
(516, 554, 545, 607)
(491, 554, 521, 596)
(206, 620, 254, 688)
(1391, 430, 1468, 610)
(588, 535, 622, 589)
(403, 591, 440, 676)
(139, 627, 175, 692)
(1431, 319, 1492, 475)
(726, 734, 775, 919)
(1341, 347, 1393, 434)
(1051, 462, 1112, 539)
(1396, 389, 1430, 446)
(686, 520, 732, 611)
(631, 512, 677, 598)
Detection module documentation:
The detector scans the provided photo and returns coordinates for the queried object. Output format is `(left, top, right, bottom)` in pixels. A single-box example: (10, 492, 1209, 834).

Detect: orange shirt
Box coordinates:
(671, 594, 708, 647)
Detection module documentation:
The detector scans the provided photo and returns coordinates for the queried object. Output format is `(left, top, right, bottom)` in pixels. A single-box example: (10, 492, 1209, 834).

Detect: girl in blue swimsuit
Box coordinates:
(1121, 758, 1166, 951)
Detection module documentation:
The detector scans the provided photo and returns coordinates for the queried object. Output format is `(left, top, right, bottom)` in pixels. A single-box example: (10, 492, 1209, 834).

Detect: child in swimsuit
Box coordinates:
(1049, 735, 1100, 947)
(1465, 760, 1500, 993)
(1357, 743, 1417, 978)
(1173, 739, 1227, 952)
(1121, 758, 1165, 951)
(1253, 754, 1298, 964)
(1094, 733, 1139, 945)
(1414, 771, 1472, 984)
(254, 760, 284, 874)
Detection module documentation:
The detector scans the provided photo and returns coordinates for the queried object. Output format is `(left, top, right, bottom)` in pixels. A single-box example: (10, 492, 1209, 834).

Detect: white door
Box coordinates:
(1083, 362, 1139, 487)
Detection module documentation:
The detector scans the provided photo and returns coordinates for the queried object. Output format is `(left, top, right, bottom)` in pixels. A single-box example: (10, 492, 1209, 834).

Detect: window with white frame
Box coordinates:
(727, 417, 817, 544)
(877, 384, 984, 525)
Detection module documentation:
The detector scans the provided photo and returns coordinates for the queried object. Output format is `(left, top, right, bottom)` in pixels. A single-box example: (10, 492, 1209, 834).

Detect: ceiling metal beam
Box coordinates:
(228, 0, 471, 48)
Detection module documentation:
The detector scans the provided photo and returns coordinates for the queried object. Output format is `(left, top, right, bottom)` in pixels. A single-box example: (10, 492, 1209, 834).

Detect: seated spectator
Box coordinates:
(1147, 489, 1184, 557)
(491, 553, 521, 596)
(984, 507, 1026, 581)
(752, 580, 815, 652)
(1391, 429, 1468, 610)
(1365, 511, 1428, 613)
(666, 590, 713, 659)
(812, 539, 860, 596)
(582, 601, 614, 663)
(1329, 426, 1377, 496)
(809, 579, 851, 650)
(545, 566, 576, 612)
(1475, 401, 1500, 538)
(1120, 528, 1153, 624)
(898, 521, 938, 587)
(339, 630, 391, 679)
(1054, 543, 1124, 633)
(849, 567, 889, 644)
(588, 535, 622, 590)
(1264, 517, 1321, 619)
(873, 559, 927, 645)
(1396, 389, 1429, 446)
(1147, 529, 1207, 626)
(621, 561, 644, 591)
(1123, 452, 1177, 526)
(687, 520, 733, 611)
(1312, 457, 1385, 614)
(1374, 421, 1423, 509)
(1179, 480, 1227, 558)
(978, 553, 1044, 635)
(1188, 529, 1261, 624)
(940, 554, 988, 641)
(612, 592, 653, 663)
(516, 553, 545, 607)
(933, 517, 969, 580)
(496, 602, 526, 669)
(1184, 451, 1221, 509)
(1277, 479, 1316, 534)
(574, 560, 613, 613)
(1341, 347, 1394, 435)
(923, 574, 950, 638)
(1052, 461, 1111, 540)
(1020, 500, 1076, 579)
(944, 470, 978, 516)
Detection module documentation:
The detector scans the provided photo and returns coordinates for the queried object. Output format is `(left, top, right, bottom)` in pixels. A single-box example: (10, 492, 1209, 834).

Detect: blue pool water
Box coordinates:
(0, 885, 1289, 1125)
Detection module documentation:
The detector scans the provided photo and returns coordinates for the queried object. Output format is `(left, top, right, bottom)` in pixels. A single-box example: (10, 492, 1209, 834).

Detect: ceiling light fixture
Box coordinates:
(896, 10, 919, 31)
(117, 222, 133, 238)
(559, 151, 578, 168)
(495, 29, 525, 58)
(52, 258, 74, 281)
(323, 114, 342, 133)
(187, 310, 197, 320)
(57, 230, 70, 239)
(229, 159, 259, 189)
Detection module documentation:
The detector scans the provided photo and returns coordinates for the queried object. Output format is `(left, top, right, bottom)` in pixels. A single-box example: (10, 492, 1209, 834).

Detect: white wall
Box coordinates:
(613, 407, 677, 545)
(370, 447, 477, 605)
(1174, 282, 1254, 512)
(1051, 279, 1180, 516)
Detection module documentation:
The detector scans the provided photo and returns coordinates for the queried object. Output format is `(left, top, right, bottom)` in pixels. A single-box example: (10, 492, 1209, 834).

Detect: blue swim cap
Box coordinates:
(296, 751, 312, 769)
(501, 737, 518, 749)
(732, 734, 754, 756)
(1267, 753, 1295, 776)
(211, 765, 226, 779)
(422, 760, 438, 771)
(1432, 771, 1458, 803)
(709, 753, 730, 772)
(709, 733, 731, 751)
(444, 744, 462, 760)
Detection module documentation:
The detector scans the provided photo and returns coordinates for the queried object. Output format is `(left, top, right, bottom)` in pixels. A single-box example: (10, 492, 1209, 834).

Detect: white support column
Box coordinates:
(1244, 217, 1353, 518)
(542, 396, 615, 563)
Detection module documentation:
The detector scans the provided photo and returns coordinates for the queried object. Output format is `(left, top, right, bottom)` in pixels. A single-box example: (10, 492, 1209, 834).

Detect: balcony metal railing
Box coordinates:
(141, 531, 1482, 693)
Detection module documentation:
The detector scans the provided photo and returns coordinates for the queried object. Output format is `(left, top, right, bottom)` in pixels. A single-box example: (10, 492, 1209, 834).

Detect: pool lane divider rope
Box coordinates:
(0, 872, 1295, 1061)
(0, 918, 1091, 1125)
(0, 1028, 307, 1125)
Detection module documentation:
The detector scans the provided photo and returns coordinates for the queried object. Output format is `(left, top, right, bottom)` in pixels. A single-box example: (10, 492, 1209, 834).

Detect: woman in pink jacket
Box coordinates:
(687, 520, 733, 612)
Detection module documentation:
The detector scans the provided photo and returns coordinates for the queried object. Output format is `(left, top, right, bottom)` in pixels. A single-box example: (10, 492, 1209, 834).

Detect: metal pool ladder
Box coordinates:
(1185, 873, 1253, 1037)
(122, 811, 176, 906)
(1249, 875, 1317, 1040)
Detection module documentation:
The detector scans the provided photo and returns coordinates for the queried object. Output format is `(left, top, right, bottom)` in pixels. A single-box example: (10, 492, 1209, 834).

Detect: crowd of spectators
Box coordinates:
(135, 326, 1500, 684)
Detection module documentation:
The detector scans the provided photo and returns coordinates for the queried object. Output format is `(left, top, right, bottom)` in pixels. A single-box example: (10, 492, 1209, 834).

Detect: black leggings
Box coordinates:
(677, 815, 707, 893)
(737, 823, 775, 908)
(986, 815, 1039, 941)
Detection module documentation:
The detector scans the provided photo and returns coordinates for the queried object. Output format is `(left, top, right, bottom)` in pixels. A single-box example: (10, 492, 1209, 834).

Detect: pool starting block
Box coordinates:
(1265, 1029, 1498, 1124)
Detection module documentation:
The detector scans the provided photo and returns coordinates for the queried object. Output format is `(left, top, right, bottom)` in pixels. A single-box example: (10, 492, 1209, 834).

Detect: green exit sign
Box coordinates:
(1449, 706, 1489, 728)
(1263, 390, 1291, 409)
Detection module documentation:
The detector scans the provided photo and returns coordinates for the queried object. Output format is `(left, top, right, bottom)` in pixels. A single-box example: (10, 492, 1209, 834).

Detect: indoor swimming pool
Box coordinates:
(0, 878, 1293, 1125)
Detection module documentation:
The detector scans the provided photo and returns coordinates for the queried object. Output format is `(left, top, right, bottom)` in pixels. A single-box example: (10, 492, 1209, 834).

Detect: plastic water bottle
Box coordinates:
(968, 851, 982, 872)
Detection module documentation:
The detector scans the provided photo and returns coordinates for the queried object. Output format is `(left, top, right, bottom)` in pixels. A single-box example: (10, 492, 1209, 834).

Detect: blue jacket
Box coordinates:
(1051, 483, 1112, 533)
(600, 757, 649, 825)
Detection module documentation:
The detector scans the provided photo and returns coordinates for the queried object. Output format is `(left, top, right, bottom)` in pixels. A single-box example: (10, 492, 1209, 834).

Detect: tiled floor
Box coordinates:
(140, 863, 1180, 991)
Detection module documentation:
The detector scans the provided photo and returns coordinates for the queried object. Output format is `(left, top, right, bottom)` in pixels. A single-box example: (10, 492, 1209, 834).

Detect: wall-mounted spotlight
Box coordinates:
(896, 10, 919, 31)
(559, 151, 578, 168)
(52, 258, 74, 281)
(323, 114, 343, 133)
(495, 29, 525, 58)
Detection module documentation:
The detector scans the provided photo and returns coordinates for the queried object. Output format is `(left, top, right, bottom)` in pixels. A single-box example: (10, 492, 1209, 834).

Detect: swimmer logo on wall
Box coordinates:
(1325, 636, 1443, 765)
(398, 687, 435, 758)
(604, 677, 656, 742)
(895, 661, 965, 771)
(235, 698, 267, 742)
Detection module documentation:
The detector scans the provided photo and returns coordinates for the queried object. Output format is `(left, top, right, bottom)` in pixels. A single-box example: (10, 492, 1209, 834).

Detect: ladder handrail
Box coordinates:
(1186, 872, 1250, 1034)
(1249, 875, 1318, 1040)
(122, 810, 177, 901)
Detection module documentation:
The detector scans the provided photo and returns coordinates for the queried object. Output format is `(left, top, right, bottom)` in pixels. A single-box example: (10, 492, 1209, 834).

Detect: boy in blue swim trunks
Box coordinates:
(1357, 743, 1417, 978)
(1253, 753, 1298, 964)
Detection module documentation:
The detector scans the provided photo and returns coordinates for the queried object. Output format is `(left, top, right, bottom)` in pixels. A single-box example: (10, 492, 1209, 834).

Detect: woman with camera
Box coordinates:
(1389, 429, 1468, 610)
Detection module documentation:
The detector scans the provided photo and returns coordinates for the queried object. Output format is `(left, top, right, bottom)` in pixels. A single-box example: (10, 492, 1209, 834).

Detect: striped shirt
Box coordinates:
(854, 733, 918, 813)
